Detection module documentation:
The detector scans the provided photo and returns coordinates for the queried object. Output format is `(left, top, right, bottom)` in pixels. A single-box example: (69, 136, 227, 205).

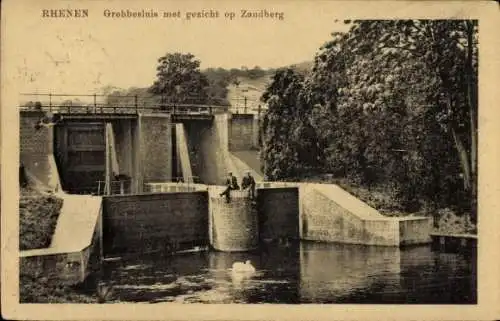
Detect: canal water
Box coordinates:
(96, 241, 476, 304)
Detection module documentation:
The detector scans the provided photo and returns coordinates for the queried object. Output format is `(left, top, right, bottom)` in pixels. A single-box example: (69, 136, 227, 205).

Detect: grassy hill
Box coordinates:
(226, 61, 313, 113)
(289, 61, 314, 75)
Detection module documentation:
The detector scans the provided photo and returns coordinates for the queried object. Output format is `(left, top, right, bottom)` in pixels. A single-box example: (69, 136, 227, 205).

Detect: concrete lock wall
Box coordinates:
(20, 245, 100, 287)
(102, 192, 209, 257)
(20, 111, 61, 191)
(301, 184, 401, 246)
(209, 190, 259, 252)
(229, 114, 256, 151)
(183, 122, 210, 182)
(184, 114, 230, 185)
(174, 123, 194, 183)
(112, 119, 135, 178)
(137, 114, 173, 187)
(300, 184, 431, 246)
(107, 119, 138, 194)
(257, 187, 300, 241)
(20, 251, 88, 286)
(399, 217, 433, 245)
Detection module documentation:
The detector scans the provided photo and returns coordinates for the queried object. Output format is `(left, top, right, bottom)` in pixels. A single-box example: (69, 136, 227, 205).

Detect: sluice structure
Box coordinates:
(18, 104, 433, 286)
(209, 189, 259, 252)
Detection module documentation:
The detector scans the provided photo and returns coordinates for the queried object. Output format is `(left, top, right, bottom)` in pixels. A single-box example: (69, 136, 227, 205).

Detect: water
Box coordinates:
(97, 242, 476, 304)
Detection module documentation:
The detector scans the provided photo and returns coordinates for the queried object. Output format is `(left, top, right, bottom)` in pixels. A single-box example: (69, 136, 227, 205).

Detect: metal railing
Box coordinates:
(96, 179, 134, 196)
(169, 176, 201, 184)
(144, 176, 206, 193)
(19, 93, 229, 115)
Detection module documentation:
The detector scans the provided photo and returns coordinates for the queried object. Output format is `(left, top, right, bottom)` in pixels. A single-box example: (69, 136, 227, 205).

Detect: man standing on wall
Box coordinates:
(220, 172, 239, 203)
(241, 171, 256, 200)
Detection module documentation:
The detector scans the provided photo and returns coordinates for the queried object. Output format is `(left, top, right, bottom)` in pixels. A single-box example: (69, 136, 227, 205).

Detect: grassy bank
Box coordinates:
(19, 188, 63, 251)
(292, 174, 476, 235)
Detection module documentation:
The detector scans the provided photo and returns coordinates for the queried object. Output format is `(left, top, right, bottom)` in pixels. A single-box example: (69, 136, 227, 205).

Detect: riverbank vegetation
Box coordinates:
(260, 20, 477, 233)
(20, 188, 63, 251)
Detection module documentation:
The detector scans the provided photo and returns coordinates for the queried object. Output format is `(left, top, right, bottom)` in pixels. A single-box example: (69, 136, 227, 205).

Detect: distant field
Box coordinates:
(227, 75, 271, 114)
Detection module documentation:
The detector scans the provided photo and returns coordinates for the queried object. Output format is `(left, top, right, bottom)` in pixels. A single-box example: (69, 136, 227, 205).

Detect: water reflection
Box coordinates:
(299, 242, 401, 303)
(98, 241, 475, 304)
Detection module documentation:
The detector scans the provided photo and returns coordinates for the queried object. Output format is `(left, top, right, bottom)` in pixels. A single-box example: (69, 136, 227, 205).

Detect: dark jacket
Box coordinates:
(242, 175, 256, 190)
(226, 175, 239, 190)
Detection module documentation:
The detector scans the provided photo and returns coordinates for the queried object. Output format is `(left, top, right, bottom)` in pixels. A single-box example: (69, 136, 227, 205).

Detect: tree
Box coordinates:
(261, 20, 478, 218)
(336, 20, 478, 215)
(150, 53, 209, 104)
(260, 68, 319, 179)
(203, 68, 231, 106)
(247, 66, 266, 79)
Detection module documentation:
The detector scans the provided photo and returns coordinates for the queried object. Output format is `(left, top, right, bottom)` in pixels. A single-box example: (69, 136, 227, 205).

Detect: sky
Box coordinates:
(5, 0, 352, 97)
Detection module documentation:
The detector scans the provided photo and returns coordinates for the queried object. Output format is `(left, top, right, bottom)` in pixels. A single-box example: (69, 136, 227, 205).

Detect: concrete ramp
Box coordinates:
(300, 183, 432, 246)
(49, 194, 102, 252)
(312, 184, 386, 220)
(231, 150, 263, 177)
(226, 152, 263, 187)
(175, 123, 194, 183)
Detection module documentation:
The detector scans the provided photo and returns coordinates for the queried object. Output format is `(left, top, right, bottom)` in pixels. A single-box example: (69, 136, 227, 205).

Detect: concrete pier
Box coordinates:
(209, 188, 259, 252)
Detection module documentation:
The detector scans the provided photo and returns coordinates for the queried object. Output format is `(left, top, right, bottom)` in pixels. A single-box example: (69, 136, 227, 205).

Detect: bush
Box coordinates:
(435, 208, 476, 234)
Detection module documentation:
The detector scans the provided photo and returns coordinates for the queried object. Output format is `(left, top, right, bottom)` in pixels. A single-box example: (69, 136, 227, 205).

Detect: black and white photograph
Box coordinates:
(2, 0, 499, 320)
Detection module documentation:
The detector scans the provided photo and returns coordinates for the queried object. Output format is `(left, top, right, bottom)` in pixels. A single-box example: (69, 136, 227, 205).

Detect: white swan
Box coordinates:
(232, 260, 256, 273)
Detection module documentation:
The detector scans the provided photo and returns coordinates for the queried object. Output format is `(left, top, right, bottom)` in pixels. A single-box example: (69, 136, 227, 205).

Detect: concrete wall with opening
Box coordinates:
(102, 191, 209, 257)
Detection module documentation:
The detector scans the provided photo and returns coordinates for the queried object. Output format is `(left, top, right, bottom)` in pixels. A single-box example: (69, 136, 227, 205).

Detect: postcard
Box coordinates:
(2, 0, 500, 320)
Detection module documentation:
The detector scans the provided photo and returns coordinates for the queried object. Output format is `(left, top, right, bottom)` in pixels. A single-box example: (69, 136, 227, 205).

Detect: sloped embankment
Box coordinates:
(20, 188, 63, 251)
